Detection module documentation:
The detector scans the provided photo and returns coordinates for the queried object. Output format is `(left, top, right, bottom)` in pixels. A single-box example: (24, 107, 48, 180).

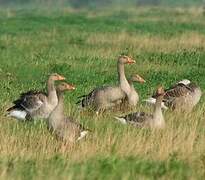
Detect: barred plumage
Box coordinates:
(115, 86, 165, 129)
(146, 80, 202, 112)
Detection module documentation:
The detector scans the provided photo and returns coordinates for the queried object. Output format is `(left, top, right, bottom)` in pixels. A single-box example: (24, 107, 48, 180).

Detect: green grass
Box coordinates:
(0, 7, 205, 179)
(0, 155, 193, 179)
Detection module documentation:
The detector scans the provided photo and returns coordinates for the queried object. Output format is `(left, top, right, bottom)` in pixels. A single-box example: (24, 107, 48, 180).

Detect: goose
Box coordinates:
(77, 55, 135, 114)
(145, 79, 202, 112)
(115, 86, 165, 129)
(119, 74, 145, 110)
(126, 74, 146, 106)
(7, 73, 65, 121)
(48, 82, 89, 142)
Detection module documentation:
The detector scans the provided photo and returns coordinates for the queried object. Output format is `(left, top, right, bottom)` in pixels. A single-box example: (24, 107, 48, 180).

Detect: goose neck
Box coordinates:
(118, 63, 126, 82)
(117, 62, 130, 93)
(47, 78, 58, 104)
(48, 91, 64, 127)
(56, 91, 64, 111)
(153, 95, 164, 128)
(47, 77, 55, 92)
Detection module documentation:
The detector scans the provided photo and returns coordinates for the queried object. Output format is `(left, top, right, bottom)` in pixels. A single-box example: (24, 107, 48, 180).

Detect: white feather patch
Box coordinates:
(77, 130, 89, 141)
(177, 79, 191, 85)
(114, 116, 127, 124)
(144, 98, 168, 110)
(144, 97, 156, 104)
(7, 110, 27, 120)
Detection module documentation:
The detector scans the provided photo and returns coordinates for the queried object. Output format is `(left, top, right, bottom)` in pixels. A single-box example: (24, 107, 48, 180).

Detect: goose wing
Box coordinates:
(12, 90, 47, 113)
(165, 83, 193, 98)
(65, 117, 90, 141)
(56, 117, 89, 141)
(76, 85, 106, 107)
(76, 89, 96, 107)
(66, 116, 90, 132)
(116, 112, 152, 127)
(125, 112, 152, 123)
(145, 80, 200, 110)
(151, 83, 192, 104)
(77, 86, 125, 108)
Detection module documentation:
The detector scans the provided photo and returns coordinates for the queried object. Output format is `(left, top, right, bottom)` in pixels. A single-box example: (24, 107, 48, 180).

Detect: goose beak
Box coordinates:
(57, 75, 66, 81)
(127, 57, 135, 64)
(140, 79, 146, 83)
(133, 74, 146, 83)
(66, 84, 75, 90)
(139, 77, 146, 83)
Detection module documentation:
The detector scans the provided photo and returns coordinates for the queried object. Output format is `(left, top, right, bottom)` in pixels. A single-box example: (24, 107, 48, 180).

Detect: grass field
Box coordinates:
(0, 6, 205, 179)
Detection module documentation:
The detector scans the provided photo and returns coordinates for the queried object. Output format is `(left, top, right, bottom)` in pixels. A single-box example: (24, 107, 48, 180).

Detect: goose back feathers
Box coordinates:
(77, 56, 135, 113)
(115, 86, 165, 129)
(146, 80, 202, 112)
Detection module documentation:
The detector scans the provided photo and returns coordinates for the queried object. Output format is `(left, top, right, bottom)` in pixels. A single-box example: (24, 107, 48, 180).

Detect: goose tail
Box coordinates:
(6, 108, 27, 120)
(77, 130, 89, 141)
(114, 116, 127, 124)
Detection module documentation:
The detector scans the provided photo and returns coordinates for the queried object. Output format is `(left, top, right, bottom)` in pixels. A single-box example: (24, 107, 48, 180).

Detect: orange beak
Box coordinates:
(127, 57, 136, 64)
(56, 75, 66, 81)
(66, 84, 75, 90)
(139, 77, 146, 84)
(133, 74, 146, 83)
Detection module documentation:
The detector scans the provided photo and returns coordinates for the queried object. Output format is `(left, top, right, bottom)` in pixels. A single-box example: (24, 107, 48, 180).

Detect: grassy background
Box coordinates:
(0, 6, 205, 179)
(1, 0, 204, 8)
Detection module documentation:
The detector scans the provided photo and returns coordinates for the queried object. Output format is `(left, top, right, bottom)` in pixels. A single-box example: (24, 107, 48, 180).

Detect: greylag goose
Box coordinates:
(77, 55, 135, 114)
(115, 86, 165, 129)
(126, 74, 146, 106)
(48, 82, 89, 142)
(145, 79, 202, 112)
(7, 73, 65, 121)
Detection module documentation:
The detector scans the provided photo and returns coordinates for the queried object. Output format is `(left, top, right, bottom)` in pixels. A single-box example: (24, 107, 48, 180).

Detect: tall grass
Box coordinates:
(0, 7, 205, 179)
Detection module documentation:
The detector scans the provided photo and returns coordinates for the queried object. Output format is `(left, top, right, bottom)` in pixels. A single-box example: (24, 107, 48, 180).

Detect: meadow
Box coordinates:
(0, 6, 205, 179)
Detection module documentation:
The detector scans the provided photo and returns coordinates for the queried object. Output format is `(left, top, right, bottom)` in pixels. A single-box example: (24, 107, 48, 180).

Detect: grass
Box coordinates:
(0, 6, 205, 179)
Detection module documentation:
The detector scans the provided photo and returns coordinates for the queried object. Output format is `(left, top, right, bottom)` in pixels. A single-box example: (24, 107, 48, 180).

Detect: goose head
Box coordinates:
(118, 55, 135, 65)
(57, 82, 75, 92)
(50, 73, 66, 81)
(155, 86, 165, 97)
(130, 74, 146, 84)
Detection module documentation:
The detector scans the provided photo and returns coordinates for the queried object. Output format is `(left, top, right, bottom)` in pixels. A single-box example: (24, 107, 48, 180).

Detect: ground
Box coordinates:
(0, 6, 205, 179)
